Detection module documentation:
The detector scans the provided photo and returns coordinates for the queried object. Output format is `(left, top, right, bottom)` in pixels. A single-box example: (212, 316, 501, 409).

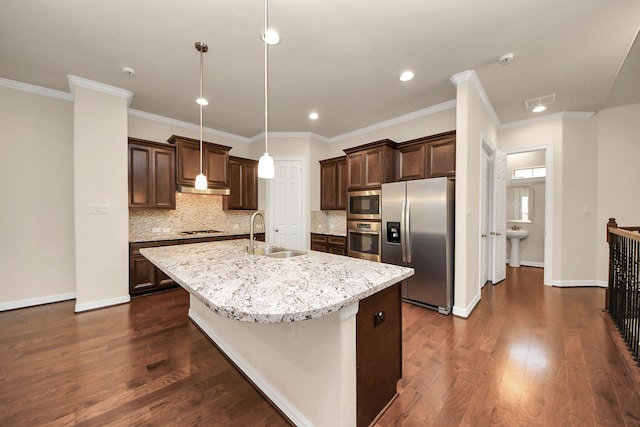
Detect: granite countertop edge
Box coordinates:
(310, 229, 347, 237)
(130, 230, 264, 243)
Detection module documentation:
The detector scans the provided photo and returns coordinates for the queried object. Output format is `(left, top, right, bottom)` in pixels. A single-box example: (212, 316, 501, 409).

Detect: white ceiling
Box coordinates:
(1, 0, 638, 139)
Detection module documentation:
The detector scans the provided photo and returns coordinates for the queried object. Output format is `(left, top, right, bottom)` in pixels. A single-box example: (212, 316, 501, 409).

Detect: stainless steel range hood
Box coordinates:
(177, 185, 230, 196)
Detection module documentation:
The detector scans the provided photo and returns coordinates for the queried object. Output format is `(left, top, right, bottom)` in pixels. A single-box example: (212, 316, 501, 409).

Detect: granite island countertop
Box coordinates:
(141, 239, 413, 323)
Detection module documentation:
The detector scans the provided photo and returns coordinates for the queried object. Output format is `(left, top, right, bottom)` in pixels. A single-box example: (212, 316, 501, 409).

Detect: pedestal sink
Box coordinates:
(506, 229, 529, 267)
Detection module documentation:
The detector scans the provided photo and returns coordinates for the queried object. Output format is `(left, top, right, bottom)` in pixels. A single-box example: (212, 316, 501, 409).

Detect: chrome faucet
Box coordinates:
(249, 211, 264, 254)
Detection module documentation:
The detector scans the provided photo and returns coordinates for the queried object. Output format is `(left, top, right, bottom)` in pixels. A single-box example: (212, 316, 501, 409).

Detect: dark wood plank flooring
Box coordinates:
(1, 267, 638, 426)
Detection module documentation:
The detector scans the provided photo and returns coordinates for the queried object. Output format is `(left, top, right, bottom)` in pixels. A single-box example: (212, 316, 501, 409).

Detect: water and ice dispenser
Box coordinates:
(386, 222, 401, 244)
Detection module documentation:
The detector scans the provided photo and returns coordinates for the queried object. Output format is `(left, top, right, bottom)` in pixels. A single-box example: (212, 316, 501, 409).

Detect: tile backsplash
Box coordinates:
(129, 193, 260, 236)
(310, 210, 347, 232)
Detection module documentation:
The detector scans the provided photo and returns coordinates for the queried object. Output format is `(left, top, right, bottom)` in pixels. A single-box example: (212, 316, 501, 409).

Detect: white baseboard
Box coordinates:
(545, 280, 608, 288)
(505, 259, 544, 268)
(452, 291, 481, 318)
(189, 308, 311, 427)
(0, 292, 76, 311)
(74, 295, 130, 312)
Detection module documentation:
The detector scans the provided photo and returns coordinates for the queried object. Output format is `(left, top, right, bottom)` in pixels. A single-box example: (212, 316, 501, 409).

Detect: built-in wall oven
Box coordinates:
(347, 190, 381, 221)
(347, 220, 381, 262)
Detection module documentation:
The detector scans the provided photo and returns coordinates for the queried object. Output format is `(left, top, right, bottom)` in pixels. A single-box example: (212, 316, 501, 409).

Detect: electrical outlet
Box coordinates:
(162, 228, 171, 233)
(152, 227, 162, 233)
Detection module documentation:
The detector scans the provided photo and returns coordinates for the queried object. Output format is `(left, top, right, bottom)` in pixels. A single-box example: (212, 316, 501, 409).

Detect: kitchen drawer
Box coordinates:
(311, 233, 328, 244)
(328, 236, 346, 246)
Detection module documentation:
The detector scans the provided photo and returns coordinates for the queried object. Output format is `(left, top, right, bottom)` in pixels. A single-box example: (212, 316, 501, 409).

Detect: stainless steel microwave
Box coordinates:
(347, 189, 381, 220)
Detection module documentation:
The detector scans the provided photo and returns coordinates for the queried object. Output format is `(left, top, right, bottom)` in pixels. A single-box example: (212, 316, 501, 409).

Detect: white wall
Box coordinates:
(326, 107, 456, 158)
(452, 74, 498, 317)
(596, 103, 640, 282)
(0, 86, 76, 309)
(562, 118, 598, 282)
(128, 114, 252, 158)
(72, 84, 130, 311)
(499, 120, 563, 282)
(499, 115, 603, 285)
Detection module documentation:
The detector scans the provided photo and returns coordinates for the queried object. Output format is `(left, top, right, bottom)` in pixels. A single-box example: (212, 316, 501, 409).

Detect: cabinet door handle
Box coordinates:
(373, 310, 385, 327)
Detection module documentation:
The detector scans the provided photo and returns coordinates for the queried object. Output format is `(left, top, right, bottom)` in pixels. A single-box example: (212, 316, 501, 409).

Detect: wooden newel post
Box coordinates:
(606, 217, 618, 243)
(605, 217, 617, 309)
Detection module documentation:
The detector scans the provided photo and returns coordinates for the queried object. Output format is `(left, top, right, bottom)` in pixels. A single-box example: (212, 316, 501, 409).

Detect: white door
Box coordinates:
(270, 159, 304, 250)
(492, 150, 507, 283)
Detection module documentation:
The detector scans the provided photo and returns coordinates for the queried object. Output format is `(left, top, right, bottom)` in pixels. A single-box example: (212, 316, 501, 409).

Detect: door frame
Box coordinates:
(267, 156, 307, 249)
(480, 139, 495, 290)
(503, 144, 553, 285)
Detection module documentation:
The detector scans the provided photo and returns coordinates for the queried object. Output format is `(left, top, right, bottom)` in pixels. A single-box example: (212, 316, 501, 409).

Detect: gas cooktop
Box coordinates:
(179, 230, 222, 235)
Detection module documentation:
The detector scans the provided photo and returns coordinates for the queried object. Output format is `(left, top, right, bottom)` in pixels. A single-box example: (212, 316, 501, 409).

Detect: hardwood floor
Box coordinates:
(379, 267, 640, 427)
(1, 267, 638, 426)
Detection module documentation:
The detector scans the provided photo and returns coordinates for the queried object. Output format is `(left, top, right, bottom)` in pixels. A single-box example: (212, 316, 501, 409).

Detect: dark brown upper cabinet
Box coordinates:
(223, 156, 258, 210)
(128, 138, 176, 209)
(395, 130, 456, 181)
(168, 135, 231, 190)
(320, 156, 347, 210)
(344, 139, 396, 190)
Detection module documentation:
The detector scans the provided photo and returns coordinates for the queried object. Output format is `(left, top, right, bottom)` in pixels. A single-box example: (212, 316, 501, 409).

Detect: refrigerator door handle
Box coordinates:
(401, 200, 407, 263)
(405, 200, 412, 263)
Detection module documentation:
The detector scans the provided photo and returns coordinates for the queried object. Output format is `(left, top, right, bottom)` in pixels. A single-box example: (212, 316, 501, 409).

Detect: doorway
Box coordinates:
(268, 158, 306, 250)
(503, 145, 553, 285)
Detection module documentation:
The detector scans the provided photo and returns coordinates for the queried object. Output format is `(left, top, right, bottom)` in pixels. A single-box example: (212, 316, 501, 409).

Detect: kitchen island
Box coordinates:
(141, 240, 413, 427)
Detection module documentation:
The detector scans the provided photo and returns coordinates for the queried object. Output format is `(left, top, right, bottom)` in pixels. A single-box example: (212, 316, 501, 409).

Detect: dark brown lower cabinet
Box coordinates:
(129, 233, 265, 296)
(356, 282, 402, 427)
(130, 240, 182, 295)
(310, 233, 346, 255)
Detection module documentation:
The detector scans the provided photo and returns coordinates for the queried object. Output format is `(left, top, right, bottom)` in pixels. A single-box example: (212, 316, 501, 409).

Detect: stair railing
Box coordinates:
(607, 218, 640, 363)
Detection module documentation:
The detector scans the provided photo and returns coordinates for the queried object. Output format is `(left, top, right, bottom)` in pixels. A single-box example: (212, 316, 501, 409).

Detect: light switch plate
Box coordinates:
(88, 204, 110, 214)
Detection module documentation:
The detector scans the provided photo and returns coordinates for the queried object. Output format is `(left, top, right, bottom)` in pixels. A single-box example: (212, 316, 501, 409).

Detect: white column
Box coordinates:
(69, 76, 133, 312)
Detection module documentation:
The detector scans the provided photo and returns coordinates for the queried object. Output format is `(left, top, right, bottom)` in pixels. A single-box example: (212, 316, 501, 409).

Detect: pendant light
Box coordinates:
(258, 0, 276, 179)
(194, 41, 208, 190)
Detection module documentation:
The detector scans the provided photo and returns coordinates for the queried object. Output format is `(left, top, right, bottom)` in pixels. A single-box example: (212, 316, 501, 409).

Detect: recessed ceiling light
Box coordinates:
(309, 112, 319, 120)
(196, 97, 208, 106)
(498, 53, 514, 65)
(122, 66, 136, 77)
(399, 71, 414, 82)
(532, 105, 546, 113)
(262, 29, 280, 45)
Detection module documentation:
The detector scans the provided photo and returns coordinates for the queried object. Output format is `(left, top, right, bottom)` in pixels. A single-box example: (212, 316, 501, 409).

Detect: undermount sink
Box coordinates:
(506, 229, 528, 267)
(251, 245, 307, 258)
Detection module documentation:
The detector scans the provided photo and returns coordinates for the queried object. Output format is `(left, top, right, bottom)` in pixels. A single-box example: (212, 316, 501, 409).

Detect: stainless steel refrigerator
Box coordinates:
(381, 177, 455, 314)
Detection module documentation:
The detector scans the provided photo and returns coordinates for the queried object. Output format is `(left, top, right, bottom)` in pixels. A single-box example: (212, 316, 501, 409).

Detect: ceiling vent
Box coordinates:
(525, 93, 556, 110)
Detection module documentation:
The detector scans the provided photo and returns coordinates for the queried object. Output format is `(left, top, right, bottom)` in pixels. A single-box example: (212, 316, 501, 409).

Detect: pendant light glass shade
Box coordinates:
(195, 41, 208, 189)
(258, 0, 275, 180)
(258, 152, 275, 179)
(195, 173, 208, 190)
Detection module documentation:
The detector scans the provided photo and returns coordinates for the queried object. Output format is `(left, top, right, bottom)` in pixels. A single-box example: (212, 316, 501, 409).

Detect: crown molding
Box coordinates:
(328, 99, 457, 144)
(249, 131, 330, 144)
(0, 77, 73, 101)
(450, 70, 500, 127)
(499, 111, 595, 130)
(128, 109, 251, 143)
(67, 75, 133, 106)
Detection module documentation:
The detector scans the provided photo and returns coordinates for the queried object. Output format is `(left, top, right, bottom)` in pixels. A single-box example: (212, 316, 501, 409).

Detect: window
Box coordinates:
(513, 166, 546, 180)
